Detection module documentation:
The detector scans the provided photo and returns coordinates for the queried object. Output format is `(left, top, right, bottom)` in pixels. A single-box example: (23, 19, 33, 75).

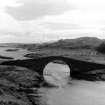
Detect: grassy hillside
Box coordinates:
(37, 37, 102, 50)
(2, 37, 102, 51)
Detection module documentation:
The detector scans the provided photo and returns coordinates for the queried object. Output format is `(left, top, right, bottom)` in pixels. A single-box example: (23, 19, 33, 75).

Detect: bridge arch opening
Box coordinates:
(43, 60, 71, 87)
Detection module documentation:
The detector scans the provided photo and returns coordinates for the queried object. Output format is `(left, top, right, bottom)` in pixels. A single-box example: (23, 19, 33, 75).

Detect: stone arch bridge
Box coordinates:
(1, 56, 105, 80)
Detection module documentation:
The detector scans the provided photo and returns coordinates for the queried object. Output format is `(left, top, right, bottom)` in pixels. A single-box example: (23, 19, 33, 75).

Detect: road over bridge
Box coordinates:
(1, 56, 105, 80)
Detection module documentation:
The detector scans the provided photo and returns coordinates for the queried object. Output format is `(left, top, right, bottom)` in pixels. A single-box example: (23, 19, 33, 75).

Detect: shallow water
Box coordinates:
(0, 47, 30, 60)
(33, 63, 105, 105)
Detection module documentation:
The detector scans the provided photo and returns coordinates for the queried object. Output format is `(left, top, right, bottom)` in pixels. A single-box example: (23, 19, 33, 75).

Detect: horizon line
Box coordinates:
(0, 36, 104, 44)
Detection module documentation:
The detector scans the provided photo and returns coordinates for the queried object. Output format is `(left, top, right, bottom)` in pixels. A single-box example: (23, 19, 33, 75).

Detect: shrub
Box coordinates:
(96, 42, 105, 53)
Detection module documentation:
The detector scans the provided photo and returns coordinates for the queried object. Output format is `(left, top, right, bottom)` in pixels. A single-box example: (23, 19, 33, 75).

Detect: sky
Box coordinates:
(0, 0, 105, 43)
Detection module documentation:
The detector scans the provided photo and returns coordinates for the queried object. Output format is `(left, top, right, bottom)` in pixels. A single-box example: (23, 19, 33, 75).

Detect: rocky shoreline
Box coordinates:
(0, 65, 43, 105)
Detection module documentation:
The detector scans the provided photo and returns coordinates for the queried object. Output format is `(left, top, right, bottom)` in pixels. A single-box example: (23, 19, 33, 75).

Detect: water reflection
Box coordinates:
(43, 61, 70, 87)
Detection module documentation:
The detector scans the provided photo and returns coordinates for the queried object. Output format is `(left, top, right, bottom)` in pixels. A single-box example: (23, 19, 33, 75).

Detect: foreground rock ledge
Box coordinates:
(0, 65, 41, 105)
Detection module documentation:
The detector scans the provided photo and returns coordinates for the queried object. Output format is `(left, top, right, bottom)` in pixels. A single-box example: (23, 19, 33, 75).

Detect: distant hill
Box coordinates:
(0, 37, 103, 50)
(37, 37, 103, 49)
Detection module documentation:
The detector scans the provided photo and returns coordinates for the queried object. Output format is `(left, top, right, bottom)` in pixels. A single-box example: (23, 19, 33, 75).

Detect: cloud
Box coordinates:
(1, 0, 105, 43)
(0, 30, 47, 43)
(41, 22, 81, 30)
(6, 0, 72, 20)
